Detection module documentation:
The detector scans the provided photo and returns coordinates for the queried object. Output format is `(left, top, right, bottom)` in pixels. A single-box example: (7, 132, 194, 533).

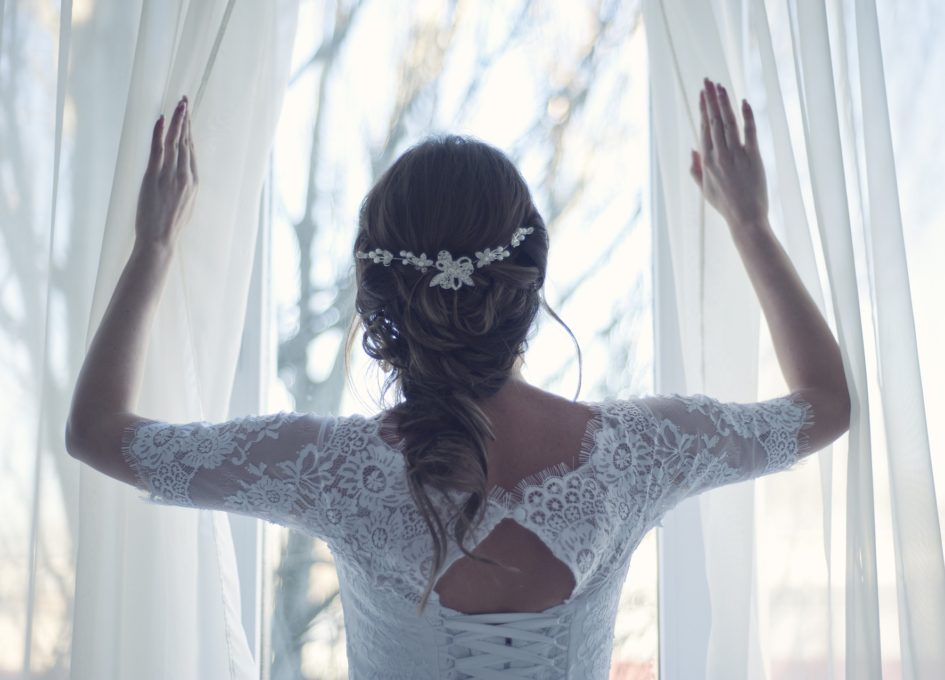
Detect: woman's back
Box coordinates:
(119, 379, 815, 678)
(399, 378, 597, 615)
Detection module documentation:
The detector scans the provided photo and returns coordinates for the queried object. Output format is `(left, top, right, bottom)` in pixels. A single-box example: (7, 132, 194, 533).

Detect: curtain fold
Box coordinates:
(852, 1, 945, 676)
(643, 0, 944, 678)
(1, 0, 299, 677)
(73, 2, 300, 678)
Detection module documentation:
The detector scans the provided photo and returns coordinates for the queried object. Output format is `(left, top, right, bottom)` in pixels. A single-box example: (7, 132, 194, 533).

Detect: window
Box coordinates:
(262, 1, 655, 677)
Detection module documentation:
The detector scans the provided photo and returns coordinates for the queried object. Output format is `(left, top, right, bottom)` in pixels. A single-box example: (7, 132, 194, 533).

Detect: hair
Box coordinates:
(345, 134, 580, 614)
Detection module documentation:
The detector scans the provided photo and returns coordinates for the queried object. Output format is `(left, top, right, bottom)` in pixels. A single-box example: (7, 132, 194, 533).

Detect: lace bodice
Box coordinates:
(121, 392, 814, 679)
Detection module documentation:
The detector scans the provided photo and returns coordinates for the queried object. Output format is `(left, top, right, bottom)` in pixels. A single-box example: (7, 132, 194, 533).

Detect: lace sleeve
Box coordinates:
(120, 411, 339, 533)
(630, 392, 815, 516)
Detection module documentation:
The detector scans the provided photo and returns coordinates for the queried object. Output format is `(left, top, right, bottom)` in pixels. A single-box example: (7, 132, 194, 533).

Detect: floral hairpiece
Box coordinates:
(356, 226, 535, 290)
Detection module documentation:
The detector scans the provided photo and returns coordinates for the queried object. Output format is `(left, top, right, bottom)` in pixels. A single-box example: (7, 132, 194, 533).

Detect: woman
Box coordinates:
(65, 80, 850, 679)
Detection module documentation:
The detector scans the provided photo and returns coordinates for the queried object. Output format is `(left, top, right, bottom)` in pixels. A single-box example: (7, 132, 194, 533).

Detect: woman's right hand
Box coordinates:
(690, 78, 768, 227)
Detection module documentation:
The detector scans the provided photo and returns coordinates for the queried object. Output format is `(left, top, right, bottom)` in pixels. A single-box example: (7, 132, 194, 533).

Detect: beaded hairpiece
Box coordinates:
(356, 226, 535, 291)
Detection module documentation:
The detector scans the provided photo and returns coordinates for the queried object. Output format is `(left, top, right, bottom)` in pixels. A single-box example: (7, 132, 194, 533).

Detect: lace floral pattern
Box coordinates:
(121, 392, 815, 679)
(120, 411, 323, 527)
(576, 577, 625, 679)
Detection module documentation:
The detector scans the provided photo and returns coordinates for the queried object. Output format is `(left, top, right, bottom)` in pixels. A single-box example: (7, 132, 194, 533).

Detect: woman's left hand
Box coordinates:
(135, 95, 199, 249)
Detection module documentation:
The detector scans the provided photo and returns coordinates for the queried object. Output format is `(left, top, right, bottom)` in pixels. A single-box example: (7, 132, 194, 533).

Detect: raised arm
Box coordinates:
(689, 78, 850, 453)
(66, 95, 196, 474)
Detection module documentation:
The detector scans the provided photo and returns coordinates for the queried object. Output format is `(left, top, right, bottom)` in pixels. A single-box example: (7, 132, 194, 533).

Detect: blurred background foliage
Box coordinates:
(263, 1, 655, 678)
(5, 0, 942, 678)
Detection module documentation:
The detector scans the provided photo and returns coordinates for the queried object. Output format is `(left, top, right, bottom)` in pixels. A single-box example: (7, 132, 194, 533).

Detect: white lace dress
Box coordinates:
(121, 393, 814, 679)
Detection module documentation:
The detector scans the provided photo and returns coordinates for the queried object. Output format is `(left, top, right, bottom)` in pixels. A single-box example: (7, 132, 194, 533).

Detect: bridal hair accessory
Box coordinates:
(356, 226, 535, 291)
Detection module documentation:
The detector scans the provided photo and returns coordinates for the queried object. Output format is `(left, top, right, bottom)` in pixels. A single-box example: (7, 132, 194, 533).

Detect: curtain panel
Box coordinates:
(643, 0, 944, 678)
(1, 1, 299, 678)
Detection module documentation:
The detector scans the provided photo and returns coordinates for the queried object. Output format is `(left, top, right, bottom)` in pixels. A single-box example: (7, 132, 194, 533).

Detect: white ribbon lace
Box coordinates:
(442, 611, 566, 679)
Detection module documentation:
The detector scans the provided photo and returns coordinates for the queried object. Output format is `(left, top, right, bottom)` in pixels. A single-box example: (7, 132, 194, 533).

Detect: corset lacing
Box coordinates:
(441, 610, 569, 678)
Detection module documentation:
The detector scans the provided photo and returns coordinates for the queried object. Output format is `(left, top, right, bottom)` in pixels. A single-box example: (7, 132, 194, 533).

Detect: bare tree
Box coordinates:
(1, 3, 139, 675)
(267, 1, 646, 677)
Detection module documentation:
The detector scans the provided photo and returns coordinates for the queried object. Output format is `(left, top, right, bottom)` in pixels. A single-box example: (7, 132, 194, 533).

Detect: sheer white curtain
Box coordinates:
(1, 1, 298, 677)
(644, 0, 944, 678)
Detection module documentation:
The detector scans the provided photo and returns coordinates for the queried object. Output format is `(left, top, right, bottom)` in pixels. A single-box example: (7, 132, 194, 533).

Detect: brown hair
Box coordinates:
(346, 134, 578, 613)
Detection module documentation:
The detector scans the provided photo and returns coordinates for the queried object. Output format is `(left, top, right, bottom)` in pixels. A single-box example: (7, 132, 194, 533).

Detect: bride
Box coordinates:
(65, 79, 849, 678)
